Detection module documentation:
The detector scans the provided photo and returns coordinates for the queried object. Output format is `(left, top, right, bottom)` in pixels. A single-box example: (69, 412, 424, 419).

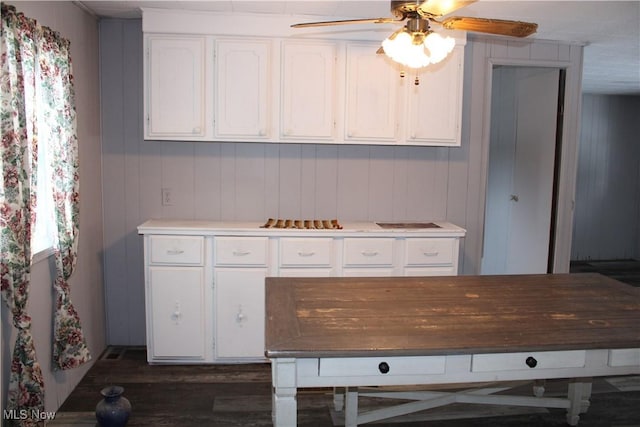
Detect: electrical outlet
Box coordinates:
(161, 188, 174, 206)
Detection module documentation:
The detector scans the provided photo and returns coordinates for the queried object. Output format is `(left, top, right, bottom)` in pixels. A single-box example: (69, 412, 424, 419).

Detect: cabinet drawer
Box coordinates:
(343, 238, 394, 266)
(215, 237, 268, 266)
(280, 238, 333, 267)
(608, 348, 640, 367)
(405, 238, 454, 266)
(472, 350, 586, 372)
(149, 235, 204, 265)
(319, 356, 446, 377)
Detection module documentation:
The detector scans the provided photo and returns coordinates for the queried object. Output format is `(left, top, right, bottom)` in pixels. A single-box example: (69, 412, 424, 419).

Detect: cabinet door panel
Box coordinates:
(215, 39, 271, 138)
(281, 42, 336, 140)
(406, 46, 463, 146)
(146, 36, 207, 139)
(149, 267, 205, 359)
(345, 44, 399, 141)
(215, 269, 267, 359)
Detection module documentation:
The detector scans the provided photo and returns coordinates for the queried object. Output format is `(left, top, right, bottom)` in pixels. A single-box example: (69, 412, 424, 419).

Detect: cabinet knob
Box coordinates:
(361, 250, 379, 257)
(171, 302, 182, 324)
(236, 306, 247, 325)
(193, 127, 201, 134)
(378, 362, 390, 374)
(525, 356, 538, 368)
(297, 251, 316, 257)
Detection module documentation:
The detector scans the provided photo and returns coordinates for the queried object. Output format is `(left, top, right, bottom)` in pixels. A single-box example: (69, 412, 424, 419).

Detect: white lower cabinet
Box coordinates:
(139, 221, 465, 364)
(148, 266, 206, 360)
(215, 269, 267, 360)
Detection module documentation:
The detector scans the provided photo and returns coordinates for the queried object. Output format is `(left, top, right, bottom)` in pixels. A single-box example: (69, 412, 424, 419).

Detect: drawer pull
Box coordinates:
(423, 251, 439, 257)
(297, 251, 316, 257)
(166, 249, 185, 255)
(378, 362, 390, 374)
(232, 250, 252, 257)
(361, 250, 379, 257)
(526, 356, 538, 368)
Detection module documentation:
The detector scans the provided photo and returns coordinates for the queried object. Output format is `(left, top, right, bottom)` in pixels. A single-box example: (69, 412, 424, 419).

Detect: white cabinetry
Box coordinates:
(342, 238, 397, 277)
(214, 39, 273, 139)
(139, 220, 465, 364)
(280, 41, 337, 140)
(141, 8, 466, 146)
(144, 235, 208, 362)
(403, 238, 459, 276)
(144, 35, 212, 140)
(213, 237, 270, 360)
(404, 46, 464, 146)
(344, 44, 400, 142)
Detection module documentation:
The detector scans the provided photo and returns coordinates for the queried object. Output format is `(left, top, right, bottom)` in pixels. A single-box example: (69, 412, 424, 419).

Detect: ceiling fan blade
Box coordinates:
(291, 17, 400, 28)
(418, 0, 477, 17)
(440, 17, 538, 37)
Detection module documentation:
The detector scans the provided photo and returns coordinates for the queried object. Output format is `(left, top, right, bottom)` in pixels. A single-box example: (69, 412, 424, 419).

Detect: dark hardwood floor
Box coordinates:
(50, 260, 640, 426)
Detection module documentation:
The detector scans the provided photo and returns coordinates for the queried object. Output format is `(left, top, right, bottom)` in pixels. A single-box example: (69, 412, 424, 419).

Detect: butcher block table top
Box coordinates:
(265, 273, 640, 359)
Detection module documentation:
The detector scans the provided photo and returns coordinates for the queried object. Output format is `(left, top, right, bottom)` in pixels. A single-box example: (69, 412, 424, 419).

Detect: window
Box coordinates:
(32, 113, 56, 256)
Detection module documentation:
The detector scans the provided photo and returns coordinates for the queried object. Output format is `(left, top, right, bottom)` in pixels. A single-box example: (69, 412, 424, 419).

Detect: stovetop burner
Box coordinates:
(261, 218, 343, 230)
(376, 222, 441, 229)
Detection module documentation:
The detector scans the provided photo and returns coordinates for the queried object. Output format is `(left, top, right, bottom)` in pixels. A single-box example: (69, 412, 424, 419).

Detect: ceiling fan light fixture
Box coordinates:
(382, 29, 455, 69)
(423, 32, 455, 64)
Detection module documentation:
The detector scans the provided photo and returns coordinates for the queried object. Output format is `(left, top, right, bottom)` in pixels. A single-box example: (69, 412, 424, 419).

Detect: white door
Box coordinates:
(482, 66, 560, 274)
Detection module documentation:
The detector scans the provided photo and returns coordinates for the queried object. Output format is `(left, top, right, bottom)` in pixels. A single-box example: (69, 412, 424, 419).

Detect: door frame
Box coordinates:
(478, 58, 574, 274)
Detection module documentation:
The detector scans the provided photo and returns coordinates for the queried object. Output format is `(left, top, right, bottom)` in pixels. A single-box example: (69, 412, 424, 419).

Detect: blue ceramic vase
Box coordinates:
(95, 385, 131, 426)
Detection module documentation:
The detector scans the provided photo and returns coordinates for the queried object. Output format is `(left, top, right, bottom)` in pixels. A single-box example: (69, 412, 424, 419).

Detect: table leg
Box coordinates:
(345, 387, 359, 427)
(272, 358, 298, 427)
(333, 387, 345, 412)
(566, 379, 592, 426)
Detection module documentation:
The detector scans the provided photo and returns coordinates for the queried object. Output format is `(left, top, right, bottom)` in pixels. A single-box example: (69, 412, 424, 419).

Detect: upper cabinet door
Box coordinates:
(145, 35, 210, 140)
(405, 46, 464, 146)
(214, 39, 272, 139)
(344, 43, 400, 142)
(281, 41, 336, 140)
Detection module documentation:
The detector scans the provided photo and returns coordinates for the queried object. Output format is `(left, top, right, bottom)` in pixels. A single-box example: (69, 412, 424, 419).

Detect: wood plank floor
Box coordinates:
(51, 261, 640, 426)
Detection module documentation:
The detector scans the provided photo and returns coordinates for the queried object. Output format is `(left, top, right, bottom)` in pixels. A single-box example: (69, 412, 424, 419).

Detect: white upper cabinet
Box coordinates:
(144, 35, 212, 140)
(405, 46, 464, 146)
(281, 41, 336, 141)
(141, 9, 466, 146)
(344, 43, 400, 142)
(214, 38, 273, 139)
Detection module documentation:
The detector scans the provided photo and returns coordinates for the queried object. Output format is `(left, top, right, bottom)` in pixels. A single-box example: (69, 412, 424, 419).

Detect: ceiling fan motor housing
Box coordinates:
(390, 0, 425, 19)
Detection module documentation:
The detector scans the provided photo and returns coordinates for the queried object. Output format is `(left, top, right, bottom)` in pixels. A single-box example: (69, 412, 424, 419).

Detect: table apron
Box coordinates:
(287, 349, 640, 388)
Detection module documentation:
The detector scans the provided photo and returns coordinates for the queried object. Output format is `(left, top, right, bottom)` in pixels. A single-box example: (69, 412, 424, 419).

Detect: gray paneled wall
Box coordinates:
(572, 94, 640, 260)
(100, 19, 584, 345)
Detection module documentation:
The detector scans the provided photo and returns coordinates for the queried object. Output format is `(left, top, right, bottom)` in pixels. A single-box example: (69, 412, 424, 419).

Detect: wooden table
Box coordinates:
(265, 274, 640, 426)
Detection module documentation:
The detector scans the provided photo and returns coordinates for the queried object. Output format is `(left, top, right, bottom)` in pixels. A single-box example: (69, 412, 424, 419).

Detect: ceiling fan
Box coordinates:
(292, 0, 538, 71)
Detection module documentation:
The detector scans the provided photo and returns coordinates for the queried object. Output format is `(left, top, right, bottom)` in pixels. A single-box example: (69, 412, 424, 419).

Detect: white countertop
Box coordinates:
(137, 219, 466, 238)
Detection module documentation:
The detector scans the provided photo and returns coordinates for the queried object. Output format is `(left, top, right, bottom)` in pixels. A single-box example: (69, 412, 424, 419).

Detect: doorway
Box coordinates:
(481, 66, 564, 274)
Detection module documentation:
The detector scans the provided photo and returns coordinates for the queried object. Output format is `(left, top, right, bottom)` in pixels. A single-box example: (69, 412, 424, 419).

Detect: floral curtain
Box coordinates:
(1, 3, 46, 421)
(1, 3, 91, 422)
(41, 31, 92, 369)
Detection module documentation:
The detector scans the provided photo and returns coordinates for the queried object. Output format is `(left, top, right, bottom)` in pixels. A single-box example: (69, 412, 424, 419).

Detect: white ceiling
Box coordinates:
(79, 0, 640, 95)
